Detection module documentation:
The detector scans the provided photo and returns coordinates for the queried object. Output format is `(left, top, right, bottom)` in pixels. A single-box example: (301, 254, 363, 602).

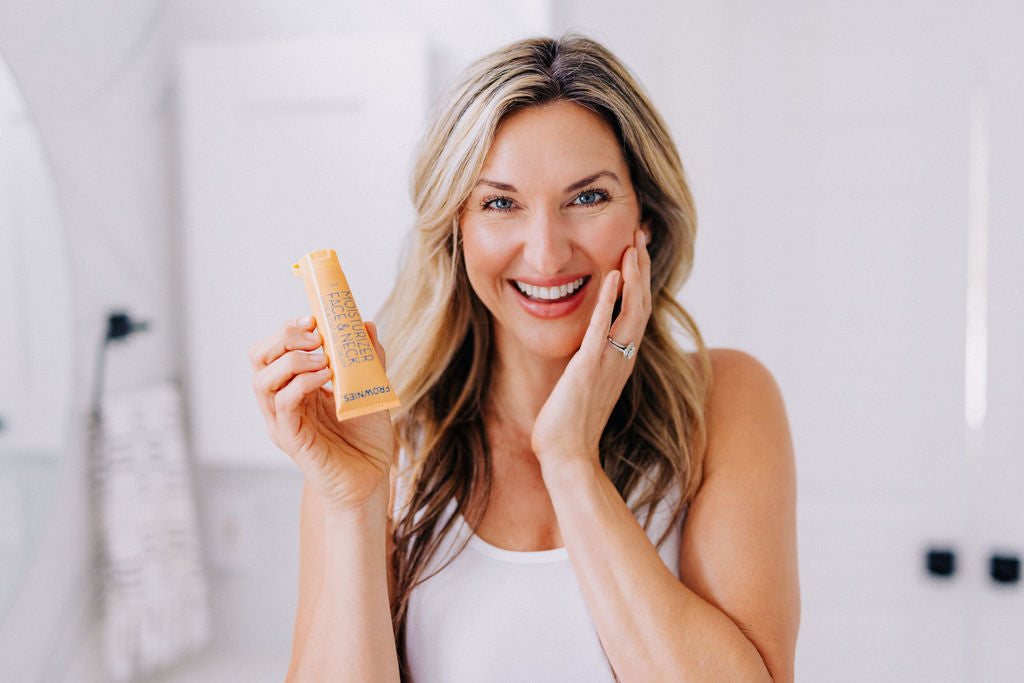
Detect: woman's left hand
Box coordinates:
(532, 229, 652, 471)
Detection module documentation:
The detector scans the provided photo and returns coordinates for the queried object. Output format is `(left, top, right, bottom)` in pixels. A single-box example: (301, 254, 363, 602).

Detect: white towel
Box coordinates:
(95, 381, 210, 680)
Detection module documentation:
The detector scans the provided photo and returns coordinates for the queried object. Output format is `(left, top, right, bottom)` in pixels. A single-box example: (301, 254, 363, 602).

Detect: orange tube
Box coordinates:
(292, 249, 400, 421)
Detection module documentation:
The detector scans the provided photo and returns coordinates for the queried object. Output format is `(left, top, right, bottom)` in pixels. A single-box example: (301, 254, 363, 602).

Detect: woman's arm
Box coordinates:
(287, 478, 400, 682)
(539, 349, 799, 682)
(250, 317, 399, 680)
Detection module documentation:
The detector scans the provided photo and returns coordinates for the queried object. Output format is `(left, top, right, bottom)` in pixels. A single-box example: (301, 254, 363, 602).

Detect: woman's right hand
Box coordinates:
(249, 316, 395, 513)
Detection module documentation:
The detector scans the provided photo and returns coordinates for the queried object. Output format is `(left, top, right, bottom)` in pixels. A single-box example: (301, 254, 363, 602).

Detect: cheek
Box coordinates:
(460, 228, 510, 295)
(587, 216, 637, 269)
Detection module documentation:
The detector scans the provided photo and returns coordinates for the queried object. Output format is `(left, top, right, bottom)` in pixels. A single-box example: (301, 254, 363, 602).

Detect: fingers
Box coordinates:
(252, 349, 329, 418)
(580, 270, 621, 359)
(608, 230, 652, 351)
(248, 316, 322, 371)
(250, 316, 327, 429)
(273, 363, 334, 437)
(251, 318, 387, 435)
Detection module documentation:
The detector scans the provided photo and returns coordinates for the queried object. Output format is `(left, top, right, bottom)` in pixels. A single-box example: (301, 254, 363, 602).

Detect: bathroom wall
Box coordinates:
(0, 2, 178, 680)
(0, 1, 554, 681)
(0, 51, 70, 621)
(556, 1, 1024, 679)
(1, 0, 1021, 681)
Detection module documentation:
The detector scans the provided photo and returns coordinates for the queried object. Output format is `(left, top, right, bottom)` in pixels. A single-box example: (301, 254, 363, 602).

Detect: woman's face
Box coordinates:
(460, 100, 644, 362)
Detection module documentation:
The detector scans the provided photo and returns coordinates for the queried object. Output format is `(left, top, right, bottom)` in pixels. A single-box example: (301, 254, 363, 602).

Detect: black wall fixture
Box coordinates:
(926, 548, 957, 578)
(990, 555, 1020, 585)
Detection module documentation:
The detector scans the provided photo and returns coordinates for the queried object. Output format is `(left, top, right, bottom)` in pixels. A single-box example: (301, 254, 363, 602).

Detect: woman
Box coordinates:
(250, 34, 799, 681)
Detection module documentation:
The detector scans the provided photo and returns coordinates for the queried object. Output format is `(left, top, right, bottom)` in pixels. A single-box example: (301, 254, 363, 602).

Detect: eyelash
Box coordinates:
(481, 195, 516, 214)
(480, 188, 611, 213)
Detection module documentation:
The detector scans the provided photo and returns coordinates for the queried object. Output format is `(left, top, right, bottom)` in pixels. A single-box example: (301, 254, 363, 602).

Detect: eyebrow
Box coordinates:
(474, 170, 621, 194)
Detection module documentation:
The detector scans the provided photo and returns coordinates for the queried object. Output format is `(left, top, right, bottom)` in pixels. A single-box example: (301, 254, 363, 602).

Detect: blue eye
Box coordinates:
(483, 196, 515, 212)
(573, 189, 609, 206)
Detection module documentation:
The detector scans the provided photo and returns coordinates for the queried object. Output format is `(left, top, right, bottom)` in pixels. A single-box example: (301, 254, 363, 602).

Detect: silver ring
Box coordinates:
(606, 336, 636, 360)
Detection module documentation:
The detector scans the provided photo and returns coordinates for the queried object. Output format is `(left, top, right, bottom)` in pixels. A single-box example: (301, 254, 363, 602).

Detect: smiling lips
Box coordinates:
(513, 276, 588, 302)
(508, 275, 591, 318)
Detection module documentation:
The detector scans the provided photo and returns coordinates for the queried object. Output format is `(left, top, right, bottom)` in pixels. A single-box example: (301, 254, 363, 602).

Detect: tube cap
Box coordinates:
(292, 249, 340, 278)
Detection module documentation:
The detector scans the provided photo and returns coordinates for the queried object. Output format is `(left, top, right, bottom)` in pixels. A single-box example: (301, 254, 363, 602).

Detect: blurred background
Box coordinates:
(1, 1, 1021, 680)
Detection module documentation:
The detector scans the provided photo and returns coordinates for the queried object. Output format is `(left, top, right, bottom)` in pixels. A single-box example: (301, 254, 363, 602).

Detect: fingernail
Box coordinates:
(299, 316, 313, 327)
(303, 331, 320, 342)
(632, 248, 639, 266)
(309, 353, 325, 363)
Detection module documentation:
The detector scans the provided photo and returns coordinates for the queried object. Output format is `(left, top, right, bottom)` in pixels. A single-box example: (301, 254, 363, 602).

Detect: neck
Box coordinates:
(485, 338, 571, 445)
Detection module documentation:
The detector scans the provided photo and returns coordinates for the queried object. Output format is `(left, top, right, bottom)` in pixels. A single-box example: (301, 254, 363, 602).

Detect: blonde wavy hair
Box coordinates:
(377, 33, 711, 670)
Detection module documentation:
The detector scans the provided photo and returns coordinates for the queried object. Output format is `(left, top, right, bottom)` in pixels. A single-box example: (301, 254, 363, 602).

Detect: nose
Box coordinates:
(521, 209, 572, 276)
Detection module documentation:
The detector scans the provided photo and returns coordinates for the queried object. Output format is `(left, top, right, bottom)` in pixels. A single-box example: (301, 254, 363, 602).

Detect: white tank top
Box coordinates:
(400, 477, 685, 682)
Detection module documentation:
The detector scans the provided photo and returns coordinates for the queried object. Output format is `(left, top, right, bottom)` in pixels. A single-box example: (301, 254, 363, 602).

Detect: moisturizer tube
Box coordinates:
(292, 249, 400, 421)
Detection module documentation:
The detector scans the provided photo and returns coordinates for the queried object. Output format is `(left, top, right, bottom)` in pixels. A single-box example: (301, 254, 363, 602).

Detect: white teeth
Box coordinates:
(514, 277, 586, 301)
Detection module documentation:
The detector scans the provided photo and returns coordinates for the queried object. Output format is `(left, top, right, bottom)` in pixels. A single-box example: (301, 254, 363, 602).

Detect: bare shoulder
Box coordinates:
(706, 347, 784, 406)
(687, 347, 783, 395)
(697, 348, 791, 475)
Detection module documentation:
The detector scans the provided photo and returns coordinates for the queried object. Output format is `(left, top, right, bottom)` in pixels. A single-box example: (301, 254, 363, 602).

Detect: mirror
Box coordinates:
(0, 49, 74, 620)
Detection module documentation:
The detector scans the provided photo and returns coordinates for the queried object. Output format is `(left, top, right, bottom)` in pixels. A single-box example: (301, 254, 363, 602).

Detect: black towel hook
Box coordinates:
(105, 311, 150, 343)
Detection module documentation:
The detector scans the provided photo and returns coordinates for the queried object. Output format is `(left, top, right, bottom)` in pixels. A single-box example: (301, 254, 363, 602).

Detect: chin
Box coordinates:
(489, 305, 593, 362)
(518, 331, 586, 361)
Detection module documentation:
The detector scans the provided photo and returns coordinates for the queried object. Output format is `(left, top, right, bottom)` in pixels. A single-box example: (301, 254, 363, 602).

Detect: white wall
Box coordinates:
(555, 0, 1024, 679)
(2, 0, 1021, 680)
(0, 55, 73, 619)
(0, 1, 177, 680)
